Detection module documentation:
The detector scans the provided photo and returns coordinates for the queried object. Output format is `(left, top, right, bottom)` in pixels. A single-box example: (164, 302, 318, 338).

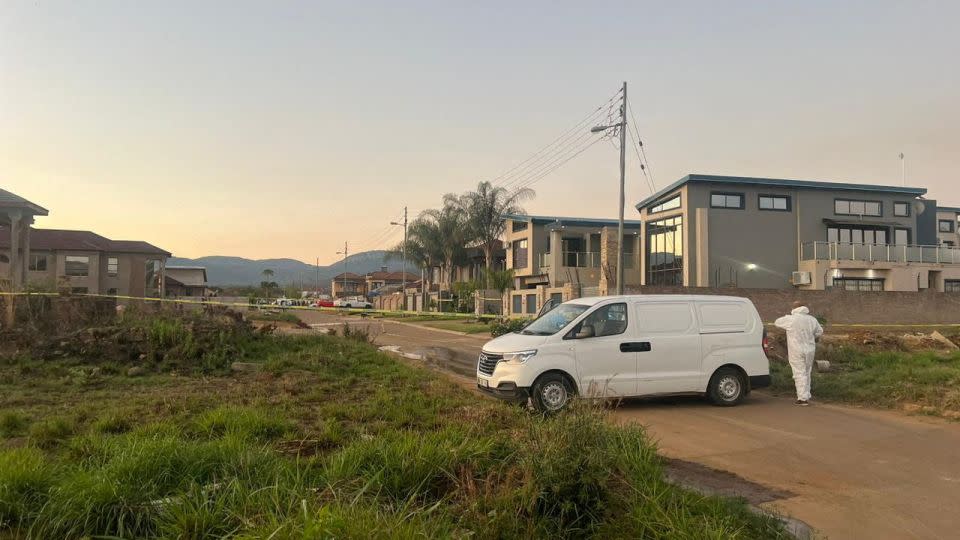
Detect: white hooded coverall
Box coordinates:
(774, 306, 823, 401)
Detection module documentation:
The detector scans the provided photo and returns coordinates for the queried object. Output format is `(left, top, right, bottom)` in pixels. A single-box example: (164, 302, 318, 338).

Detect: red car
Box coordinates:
(312, 299, 335, 308)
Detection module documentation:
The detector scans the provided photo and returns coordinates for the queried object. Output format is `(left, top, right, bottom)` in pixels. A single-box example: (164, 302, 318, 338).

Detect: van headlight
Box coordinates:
(503, 350, 537, 364)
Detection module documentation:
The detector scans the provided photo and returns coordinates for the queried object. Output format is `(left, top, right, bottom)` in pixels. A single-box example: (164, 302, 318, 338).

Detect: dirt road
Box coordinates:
(297, 312, 960, 539)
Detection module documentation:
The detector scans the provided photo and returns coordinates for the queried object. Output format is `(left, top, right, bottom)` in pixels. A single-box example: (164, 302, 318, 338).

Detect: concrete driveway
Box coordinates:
(296, 311, 960, 539)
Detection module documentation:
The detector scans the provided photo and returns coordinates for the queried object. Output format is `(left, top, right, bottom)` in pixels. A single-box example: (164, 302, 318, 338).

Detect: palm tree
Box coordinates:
(261, 269, 275, 297)
(421, 197, 469, 289)
(459, 181, 534, 287)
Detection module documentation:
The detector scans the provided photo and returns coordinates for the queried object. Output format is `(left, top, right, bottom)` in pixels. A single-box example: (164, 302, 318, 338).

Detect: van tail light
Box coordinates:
(762, 328, 770, 353)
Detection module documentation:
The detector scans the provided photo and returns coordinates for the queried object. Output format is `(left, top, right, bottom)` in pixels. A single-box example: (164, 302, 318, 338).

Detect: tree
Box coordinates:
(459, 181, 534, 287)
(260, 269, 275, 297)
(420, 197, 469, 289)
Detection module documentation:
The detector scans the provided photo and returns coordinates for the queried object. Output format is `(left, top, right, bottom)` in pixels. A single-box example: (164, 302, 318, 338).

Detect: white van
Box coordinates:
(477, 295, 770, 411)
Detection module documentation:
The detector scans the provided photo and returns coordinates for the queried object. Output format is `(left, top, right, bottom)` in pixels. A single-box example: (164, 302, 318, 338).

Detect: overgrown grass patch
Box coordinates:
(0, 317, 787, 538)
(771, 350, 960, 416)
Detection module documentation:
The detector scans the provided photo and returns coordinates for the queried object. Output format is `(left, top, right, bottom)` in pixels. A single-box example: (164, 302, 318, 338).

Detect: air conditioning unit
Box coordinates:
(791, 271, 811, 286)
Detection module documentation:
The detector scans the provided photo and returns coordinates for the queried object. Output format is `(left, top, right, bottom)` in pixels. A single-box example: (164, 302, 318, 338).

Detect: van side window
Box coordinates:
(579, 303, 628, 338)
(697, 302, 750, 334)
(636, 302, 694, 333)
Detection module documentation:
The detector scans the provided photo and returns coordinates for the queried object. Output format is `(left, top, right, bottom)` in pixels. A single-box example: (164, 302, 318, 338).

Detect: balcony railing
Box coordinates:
(538, 251, 601, 268)
(801, 242, 960, 264)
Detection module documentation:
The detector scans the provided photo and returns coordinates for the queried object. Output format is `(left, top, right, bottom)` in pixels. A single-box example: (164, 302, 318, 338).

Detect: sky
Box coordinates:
(2, 1, 958, 265)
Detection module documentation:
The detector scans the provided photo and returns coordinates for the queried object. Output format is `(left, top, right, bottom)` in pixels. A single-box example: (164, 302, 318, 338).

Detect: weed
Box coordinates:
(28, 416, 75, 449)
(0, 411, 29, 438)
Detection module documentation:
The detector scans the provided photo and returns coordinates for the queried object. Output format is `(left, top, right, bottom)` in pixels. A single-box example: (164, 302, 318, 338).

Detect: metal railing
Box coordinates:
(537, 251, 601, 268)
(801, 241, 960, 264)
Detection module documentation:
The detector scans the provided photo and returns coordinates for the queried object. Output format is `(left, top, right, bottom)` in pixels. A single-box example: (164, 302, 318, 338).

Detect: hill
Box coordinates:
(167, 250, 404, 287)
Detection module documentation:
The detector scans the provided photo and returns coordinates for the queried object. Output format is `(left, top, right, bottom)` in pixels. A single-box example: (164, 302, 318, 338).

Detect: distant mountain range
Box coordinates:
(168, 250, 403, 287)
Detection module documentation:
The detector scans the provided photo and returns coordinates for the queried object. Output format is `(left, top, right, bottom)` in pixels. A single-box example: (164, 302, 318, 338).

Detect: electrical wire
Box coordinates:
(510, 137, 604, 191)
(627, 98, 656, 193)
(492, 89, 622, 190)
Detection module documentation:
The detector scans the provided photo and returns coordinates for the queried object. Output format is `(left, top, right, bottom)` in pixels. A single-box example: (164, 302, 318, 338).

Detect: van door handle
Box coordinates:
(620, 342, 651, 353)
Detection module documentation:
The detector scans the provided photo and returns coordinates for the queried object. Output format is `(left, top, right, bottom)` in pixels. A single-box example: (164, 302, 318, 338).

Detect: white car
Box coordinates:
(334, 297, 373, 309)
(477, 295, 770, 412)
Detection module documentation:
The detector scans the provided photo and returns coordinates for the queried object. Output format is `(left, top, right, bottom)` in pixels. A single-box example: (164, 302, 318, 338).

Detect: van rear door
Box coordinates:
(633, 301, 702, 395)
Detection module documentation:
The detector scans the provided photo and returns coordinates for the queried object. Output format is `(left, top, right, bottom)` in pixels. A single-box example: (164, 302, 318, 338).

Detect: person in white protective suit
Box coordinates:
(774, 301, 823, 406)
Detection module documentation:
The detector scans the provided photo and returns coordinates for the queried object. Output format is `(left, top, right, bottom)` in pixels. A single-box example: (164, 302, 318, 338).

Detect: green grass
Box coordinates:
(0, 324, 786, 538)
(770, 349, 960, 416)
(415, 319, 491, 334)
(247, 311, 303, 325)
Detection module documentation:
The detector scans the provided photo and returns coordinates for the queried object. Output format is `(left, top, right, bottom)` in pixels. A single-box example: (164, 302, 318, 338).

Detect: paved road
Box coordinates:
(297, 311, 960, 539)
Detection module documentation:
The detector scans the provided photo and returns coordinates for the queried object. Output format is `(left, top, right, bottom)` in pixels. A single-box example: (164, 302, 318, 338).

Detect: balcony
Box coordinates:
(801, 242, 960, 264)
(538, 251, 600, 268)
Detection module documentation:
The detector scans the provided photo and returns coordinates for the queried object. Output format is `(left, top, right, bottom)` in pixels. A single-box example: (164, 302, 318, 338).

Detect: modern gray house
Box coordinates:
(634, 174, 960, 292)
(936, 206, 960, 247)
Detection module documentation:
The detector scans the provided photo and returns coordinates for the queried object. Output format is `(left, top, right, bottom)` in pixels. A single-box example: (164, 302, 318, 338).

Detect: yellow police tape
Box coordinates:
(0, 291, 499, 320)
(3, 291, 959, 327)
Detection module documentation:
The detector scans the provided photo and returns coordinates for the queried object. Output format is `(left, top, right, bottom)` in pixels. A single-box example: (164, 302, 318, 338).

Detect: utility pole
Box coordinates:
(616, 81, 627, 296)
(590, 82, 628, 296)
(392, 207, 409, 311)
(336, 242, 348, 297)
(315, 257, 320, 296)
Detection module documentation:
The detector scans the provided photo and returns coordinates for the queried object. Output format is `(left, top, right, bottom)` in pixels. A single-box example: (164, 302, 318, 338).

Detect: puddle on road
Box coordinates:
(664, 457, 795, 505)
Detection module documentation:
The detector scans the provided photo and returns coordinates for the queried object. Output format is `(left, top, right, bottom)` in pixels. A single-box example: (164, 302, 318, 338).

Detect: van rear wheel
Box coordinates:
(532, 373, 573, 413)
(708, 367, 746, 406)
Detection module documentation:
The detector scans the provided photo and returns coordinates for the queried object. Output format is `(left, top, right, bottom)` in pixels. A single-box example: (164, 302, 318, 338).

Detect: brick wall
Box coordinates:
(623, 285, 960, 324)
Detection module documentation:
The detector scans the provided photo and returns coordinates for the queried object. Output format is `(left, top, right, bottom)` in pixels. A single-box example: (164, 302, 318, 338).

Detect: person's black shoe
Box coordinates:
(795, 400, 810, 406)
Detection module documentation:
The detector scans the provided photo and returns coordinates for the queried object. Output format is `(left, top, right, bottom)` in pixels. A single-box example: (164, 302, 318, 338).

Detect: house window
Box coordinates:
(106, 288, 119, 296)
(648, 194, 681, 214)
(827, 226, 887, 245)
(65, 256, 90, 277)
(512, 239, 528, 269)
(939, 220, 955, 233)
(944, 241, 956, 247)
(512, 295, 522, 314)
(893, 202, 910, 217)
(710, 193, 744, 209)
(894, 228, 910, 245)
(833, 278, 884, 292)
(646, 215, 683, 286)
(107, 257, 119, 277)
(759, 195, 791, 211)
(525, 293, 537, 314)
(945, 280, 960, 293)
(835, 199, 882, 217)
(0, 254, 7, 263)
(512, 220, 528, 232)
(29, 254, 48, 271)
(71, 287, 89, 294)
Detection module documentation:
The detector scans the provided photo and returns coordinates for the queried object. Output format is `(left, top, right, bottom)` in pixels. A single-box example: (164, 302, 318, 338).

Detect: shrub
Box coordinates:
(28, 417, 75, 449)
(0, 448, 56, 529)
(490, 317, 531, 337)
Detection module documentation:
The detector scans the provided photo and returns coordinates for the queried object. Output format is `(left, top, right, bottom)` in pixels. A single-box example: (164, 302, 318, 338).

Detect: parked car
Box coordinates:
(273, 298, 294, 307)
(313, 299, 335, 308)
(334, 297, 373, 309)
(476, 295, 770, 412)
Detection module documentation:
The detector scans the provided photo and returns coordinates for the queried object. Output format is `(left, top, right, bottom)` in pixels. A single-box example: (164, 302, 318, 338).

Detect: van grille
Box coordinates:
(478, 352, 502, 376)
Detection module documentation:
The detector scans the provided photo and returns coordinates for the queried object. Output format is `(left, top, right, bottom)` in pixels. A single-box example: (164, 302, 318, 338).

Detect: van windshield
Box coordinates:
(520, 304, 590, 336)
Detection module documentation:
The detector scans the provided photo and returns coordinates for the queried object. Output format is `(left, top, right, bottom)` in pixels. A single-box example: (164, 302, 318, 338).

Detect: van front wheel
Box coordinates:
(532, 373, 573, 413)
(708, 367, 746, 406)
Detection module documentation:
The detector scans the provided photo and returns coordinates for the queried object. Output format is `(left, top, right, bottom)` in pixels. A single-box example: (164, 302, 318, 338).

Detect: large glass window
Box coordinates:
(939, 220, 955, 233)
(107, 257, 119, 277)
(145, 259, 162, 297)
(710, 193, 743, 209)
(894, 228, 910, 245)
(834, 278, 884, 291)
(646, 215, 683, 286)
(512, 220, 528, 232)
(525, 293, 537, 314)
(65, 256, 90, 277)
(648, 195, 681, 214)
(893, 202, 910, 217)
(835, 199, 882, 217)
(759, 195, 790, 211)
(945, 280, 960, 293)
(28, 254, 48, 272)
(577, 303, 628, 338)
(512, 239, 528, 269)
(827, 225, 887, 245)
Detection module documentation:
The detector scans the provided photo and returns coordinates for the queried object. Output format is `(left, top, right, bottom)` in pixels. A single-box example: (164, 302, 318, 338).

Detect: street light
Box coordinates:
(390, 207, 408, 311)
(591, 81, 628, 295)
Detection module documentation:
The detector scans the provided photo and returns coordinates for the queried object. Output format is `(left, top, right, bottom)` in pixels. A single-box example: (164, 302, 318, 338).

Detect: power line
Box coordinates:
(500, 128, 598, 190)
(627, 98, 656, 193)
(511, 137, 604, 191)
(491, 89, 622, 190)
